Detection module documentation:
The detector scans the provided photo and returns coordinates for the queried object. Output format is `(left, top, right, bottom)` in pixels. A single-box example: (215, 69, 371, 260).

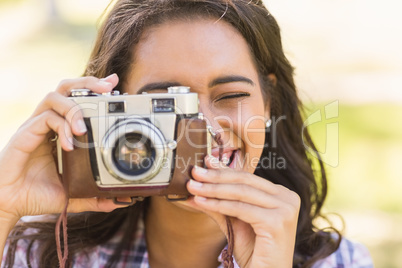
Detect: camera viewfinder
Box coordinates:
(152, 98, 175, 113)
(108, 101, 126, 113)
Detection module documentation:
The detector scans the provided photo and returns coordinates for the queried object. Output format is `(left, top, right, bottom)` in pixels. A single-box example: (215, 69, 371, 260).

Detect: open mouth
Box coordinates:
(221, 149, 238, 168)
(211, 148, 239, 168)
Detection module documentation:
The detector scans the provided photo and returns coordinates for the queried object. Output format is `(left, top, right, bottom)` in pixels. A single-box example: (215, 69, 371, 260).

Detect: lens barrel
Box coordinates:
(101, 118, 166, 183)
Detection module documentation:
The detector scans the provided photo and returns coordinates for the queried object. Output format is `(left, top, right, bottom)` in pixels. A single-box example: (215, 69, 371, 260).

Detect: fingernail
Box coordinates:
(194, 196, 207, 202)
(189, 179, 203, 188)
(67, 137, 74, 150)
(76, 119, 87, 133)
(194, 165, 208, 174)
(101, 73, 116, 81)
(98, 80, 113, 87)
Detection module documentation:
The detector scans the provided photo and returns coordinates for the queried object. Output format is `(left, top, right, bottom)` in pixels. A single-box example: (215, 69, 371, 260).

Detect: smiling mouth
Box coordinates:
(210, 147, 240, 168)
(220, 149, 238, 167)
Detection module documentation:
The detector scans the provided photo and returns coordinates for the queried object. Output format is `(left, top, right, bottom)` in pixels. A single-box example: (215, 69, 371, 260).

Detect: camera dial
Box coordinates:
(167, 86, 190, 94)
(70, 89, 99, 97)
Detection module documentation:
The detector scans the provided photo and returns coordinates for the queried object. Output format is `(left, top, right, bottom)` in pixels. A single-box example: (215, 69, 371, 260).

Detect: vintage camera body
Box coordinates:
(57, 87, 210, 202)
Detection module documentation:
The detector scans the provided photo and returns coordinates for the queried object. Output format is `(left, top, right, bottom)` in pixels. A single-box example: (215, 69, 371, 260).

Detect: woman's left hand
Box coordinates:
(186, 155, 301, 268)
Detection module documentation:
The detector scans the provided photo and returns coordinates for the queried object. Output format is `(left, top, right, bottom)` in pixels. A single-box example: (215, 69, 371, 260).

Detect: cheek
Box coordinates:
(240, 114, 266, 173)
(242, 115, 266, 156)
(239, 102, 267, 151)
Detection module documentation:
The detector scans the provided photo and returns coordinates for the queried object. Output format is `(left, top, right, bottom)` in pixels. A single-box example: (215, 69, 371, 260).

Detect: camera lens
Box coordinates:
(113, 133, 155, 175)
(101, 118, 167, 183)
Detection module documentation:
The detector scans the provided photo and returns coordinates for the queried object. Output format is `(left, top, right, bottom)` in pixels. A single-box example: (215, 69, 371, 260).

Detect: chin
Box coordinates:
(175, 199, 204, 213)
(152, 196, 205, 214)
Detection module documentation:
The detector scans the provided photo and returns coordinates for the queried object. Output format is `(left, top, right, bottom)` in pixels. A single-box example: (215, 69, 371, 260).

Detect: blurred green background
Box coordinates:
(1, 0, 401, 267)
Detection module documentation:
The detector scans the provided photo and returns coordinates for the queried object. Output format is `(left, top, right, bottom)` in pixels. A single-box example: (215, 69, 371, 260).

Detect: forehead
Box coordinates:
(124, 18, 259, 93)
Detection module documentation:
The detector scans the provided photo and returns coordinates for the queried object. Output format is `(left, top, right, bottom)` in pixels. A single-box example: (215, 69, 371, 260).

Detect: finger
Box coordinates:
(193, 196, 267, 225)
(187, 179, 282, 209)
(192, 164, 280, 196)
(14, 110, 74, 153)
(192, 196, 300, 232)
(56, 74, 119, 96)
(194, 161, 300, 205)
(68, 197, 132, 213)
(31, 92, 87, 136)
(1, 111, 74, 186)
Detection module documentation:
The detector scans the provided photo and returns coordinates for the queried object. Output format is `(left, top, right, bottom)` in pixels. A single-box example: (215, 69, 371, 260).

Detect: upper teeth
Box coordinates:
(221, 152, 231, 165)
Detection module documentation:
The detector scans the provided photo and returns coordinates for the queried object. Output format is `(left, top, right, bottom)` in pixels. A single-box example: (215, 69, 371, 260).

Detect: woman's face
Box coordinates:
(123, 19, 268, 174)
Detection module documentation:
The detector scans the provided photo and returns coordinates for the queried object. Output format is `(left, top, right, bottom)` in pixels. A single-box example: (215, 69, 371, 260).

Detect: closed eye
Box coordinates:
(215, 93, 250, 102)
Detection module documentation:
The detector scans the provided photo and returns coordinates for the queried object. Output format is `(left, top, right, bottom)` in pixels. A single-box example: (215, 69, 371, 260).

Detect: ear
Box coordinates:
(265, 109, 271, 122)
(264, 73, 276, 119)
(267, 73, 277, 87)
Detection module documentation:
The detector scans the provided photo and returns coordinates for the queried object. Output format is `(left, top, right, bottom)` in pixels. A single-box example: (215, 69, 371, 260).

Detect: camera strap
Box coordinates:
(213, 132, 235, 268)
(55, 198, 69, 268)
(51, 137, 69, 268)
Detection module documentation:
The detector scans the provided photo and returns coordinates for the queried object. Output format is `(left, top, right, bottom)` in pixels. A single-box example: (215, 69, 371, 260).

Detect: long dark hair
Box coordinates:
(5, 1, 340, 267)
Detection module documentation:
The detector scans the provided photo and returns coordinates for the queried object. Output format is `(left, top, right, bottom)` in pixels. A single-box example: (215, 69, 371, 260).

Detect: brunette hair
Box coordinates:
(5, 1, 341, 267)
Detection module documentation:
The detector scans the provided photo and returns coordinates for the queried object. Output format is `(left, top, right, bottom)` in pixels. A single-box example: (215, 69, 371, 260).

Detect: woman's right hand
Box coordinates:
(0, 74, 127, 223)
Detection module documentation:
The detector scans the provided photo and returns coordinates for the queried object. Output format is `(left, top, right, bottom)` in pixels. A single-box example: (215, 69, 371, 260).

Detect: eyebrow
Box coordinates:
(136, 75, 255, 94)
(208, 75, 255, 88)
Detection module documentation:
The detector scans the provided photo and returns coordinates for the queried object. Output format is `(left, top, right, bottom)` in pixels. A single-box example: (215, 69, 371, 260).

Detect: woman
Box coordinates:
(0, 0, 372, 267)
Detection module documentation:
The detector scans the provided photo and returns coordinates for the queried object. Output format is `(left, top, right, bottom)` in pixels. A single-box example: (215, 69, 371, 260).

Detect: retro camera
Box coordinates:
(56, 86, 210, 202)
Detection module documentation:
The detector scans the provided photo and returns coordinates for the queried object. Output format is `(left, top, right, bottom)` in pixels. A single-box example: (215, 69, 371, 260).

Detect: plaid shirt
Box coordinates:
(3, 217, 373, 268)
